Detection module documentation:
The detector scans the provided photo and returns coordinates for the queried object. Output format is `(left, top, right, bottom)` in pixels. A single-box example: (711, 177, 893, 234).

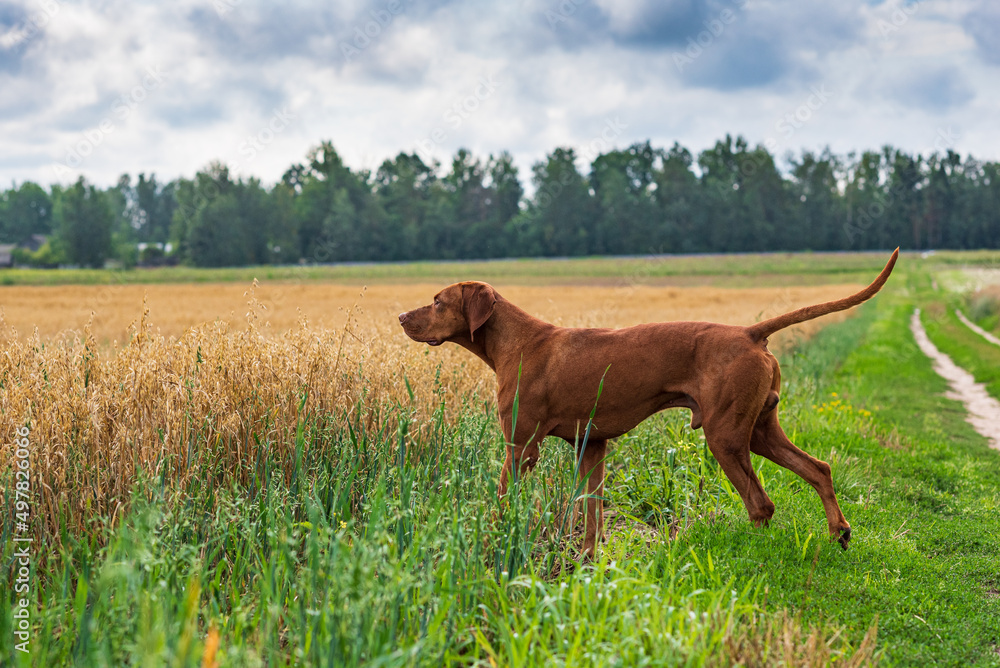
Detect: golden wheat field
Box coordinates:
(0, 281, 863, 343)
(0, 279, 862, 544)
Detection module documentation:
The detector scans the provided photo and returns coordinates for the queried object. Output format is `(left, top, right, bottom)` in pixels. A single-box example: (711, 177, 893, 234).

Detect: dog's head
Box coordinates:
(398, 281, 497, 346)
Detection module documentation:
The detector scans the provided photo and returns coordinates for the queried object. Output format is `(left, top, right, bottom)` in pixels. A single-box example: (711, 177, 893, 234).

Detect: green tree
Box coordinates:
(653, 143, 699, 253)
(176, 163, 248, 267)
(107, 173, 139, 267)
(487, 151, 523, 235)
(170, 179, 197, 262)
(54, 177, 114, 268)
(133, 173, 177, 244)
(590, 142, 660, 255)
(267, 182, 301, 264)
(373, 152, 439, 259)
(172, 163, 294, 267)
(236, 178, 280, 265)
(843, 150, 885, 249)
(970, 160, 1000, 248)
(524, 148, 594, 256)
(884, 147, 924, 249)
(697, 136, 791, 252)
(0, 181, 52, 244)
(923, 151, 962, 250)
(9, 135, 1000, 266)
(189, 192, 243, 267)
(295, 141, 384, 262)
(444, 149, 492, 259)
(788, 149, 845, 250)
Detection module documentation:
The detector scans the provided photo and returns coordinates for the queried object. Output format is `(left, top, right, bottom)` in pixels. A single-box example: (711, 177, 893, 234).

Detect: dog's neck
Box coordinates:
(451, 298, 553, 372)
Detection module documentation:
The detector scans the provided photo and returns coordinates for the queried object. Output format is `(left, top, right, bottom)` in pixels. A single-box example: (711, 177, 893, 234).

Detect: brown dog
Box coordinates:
(399, 250, 898, 556)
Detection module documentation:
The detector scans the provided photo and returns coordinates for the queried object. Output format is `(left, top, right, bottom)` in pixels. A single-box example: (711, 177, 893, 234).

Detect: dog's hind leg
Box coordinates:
(750, 409, 851, 549)
(702, 417, 776, 529)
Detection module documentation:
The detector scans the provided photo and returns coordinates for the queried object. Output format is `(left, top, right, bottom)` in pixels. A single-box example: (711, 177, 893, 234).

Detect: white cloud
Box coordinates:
(0, 0, 997, 188)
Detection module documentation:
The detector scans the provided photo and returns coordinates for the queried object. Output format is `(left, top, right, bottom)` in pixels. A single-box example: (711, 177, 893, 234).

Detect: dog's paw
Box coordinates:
(837, 526, 852, 550)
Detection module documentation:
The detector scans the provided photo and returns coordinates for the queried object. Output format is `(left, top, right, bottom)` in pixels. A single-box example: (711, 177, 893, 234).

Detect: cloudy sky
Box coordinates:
(1, 0, 998, 188)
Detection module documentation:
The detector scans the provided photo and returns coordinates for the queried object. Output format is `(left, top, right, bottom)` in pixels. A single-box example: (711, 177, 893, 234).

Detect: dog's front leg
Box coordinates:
(497, 440, 541, 499)
(577, 439, 607, 558)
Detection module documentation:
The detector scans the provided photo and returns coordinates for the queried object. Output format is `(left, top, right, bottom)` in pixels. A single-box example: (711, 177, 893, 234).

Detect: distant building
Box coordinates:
(23, 234, 47, 253)
(0, 235, 52, 268)
(137, 241, 175, 267)
(137, 241, 173, 254)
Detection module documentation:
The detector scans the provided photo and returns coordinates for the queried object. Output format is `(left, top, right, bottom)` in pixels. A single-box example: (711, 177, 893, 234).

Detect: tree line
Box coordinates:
(2, 135, 998, 268)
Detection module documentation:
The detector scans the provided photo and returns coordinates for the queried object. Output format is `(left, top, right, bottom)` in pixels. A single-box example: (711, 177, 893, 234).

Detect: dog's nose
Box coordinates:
(398, 312, 408, 324)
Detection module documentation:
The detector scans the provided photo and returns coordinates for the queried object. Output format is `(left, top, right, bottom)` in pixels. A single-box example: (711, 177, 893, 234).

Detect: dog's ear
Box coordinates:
(462, 282, 496, 342)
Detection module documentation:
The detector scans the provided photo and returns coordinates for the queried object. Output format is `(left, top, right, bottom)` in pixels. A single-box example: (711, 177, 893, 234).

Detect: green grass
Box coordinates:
(972, 311, 1000, 336)
(3, 263, 1000, 666)
(926, 250, 1000, 267)
(692, 289, 1000, 666)
(1, 405, 773, 666)
(1, 250, 911, 287)
(964, 287, 1000, 337)
(921, 302, 1000, 400)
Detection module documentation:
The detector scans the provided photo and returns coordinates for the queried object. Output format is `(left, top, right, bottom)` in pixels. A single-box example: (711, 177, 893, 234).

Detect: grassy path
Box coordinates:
(911, 308, 1000, 449)
(922, 300, 1000, 403)
(956, 309, 1000, 347)
(725, 291, 1000, 665)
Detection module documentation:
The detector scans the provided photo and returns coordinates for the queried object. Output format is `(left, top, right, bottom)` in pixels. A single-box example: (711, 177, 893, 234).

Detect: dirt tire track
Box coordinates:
(911, 308, 1000, 450)
(956, 309, 1000, 347)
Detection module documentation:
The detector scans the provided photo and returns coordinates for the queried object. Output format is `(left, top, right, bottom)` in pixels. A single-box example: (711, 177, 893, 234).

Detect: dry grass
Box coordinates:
(0, 280, 863, 546)
(719, 611, 880, 667)
(968, 285, 1000, 325)
(0, 281, 862, 344)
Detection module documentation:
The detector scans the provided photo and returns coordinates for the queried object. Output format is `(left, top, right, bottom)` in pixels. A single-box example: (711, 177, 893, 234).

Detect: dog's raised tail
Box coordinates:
(747, 248, 899, 342)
